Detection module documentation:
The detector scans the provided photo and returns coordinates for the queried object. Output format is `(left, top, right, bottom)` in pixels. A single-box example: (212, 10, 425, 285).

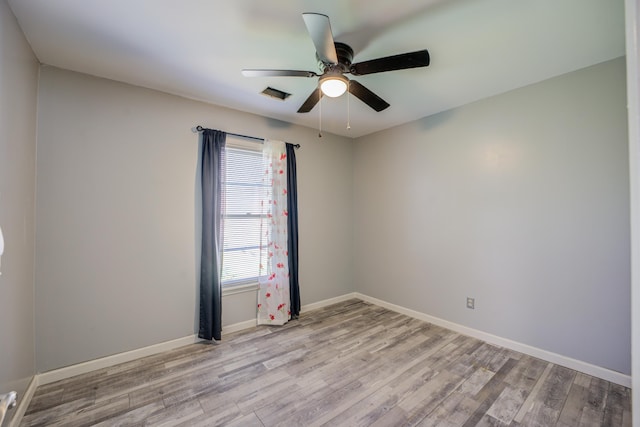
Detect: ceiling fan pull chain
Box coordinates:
(318, 87, 323, 138)
(347, 80, 351, 130)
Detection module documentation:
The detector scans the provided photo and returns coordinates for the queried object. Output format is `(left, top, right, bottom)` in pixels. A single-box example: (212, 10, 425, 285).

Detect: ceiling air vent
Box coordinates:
(261, 87, 291, 101)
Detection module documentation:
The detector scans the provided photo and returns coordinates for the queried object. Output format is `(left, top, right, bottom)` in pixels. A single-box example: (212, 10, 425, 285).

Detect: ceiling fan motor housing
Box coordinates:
(318, 42, 354, 73)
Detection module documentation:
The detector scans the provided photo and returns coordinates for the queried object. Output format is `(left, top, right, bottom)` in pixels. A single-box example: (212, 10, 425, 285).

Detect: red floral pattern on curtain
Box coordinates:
(257, 140, 290, 325)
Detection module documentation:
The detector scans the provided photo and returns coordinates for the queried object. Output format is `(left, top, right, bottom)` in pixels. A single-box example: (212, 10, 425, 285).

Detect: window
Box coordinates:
(220, 138, 271, 287)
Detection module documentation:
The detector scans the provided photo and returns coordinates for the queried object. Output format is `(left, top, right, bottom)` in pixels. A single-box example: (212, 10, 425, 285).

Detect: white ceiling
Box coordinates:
(8, 0, 625, 138)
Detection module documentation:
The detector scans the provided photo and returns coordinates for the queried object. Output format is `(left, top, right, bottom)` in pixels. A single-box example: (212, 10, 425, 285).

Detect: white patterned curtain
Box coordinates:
(257, 140, 290, 325)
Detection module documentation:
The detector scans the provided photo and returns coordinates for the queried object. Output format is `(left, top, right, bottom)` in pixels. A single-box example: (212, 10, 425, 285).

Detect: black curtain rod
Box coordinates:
(195, 126, 300, 149)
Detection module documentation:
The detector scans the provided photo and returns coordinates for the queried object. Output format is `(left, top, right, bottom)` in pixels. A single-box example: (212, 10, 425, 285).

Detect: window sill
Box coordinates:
(222, 282, 259, 296)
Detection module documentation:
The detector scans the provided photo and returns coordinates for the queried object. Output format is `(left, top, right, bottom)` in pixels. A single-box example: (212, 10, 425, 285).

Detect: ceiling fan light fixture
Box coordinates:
(320, 74, 348, 97)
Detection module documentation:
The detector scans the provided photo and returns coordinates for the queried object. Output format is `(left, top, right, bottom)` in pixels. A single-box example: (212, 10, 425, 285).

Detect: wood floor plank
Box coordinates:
(91, 400, 165, 426)
(512, 361, 553, 424)
(602, 383, 631, 426)
(480, 355, 548, 426)
(459, 358, 518, 427)
(22, 388, 64, 415)
(557, 381, 590, 426)
(408, 370, 467, 425)
(311, 334, 444, 425)
(21, 397, 96, 426)
(542, 365, 577, 411)
(141, 399, 204, 427)
(320, 334, 460, 426)
(24, 395, 130, 427)
(251, 380, 330, 426)
(20, 299, 632, 427)
(516, 364, 577, 426)
(483, 385, 528, 425)
(222, 412, 266, 427)
(432, 395, 482, 427)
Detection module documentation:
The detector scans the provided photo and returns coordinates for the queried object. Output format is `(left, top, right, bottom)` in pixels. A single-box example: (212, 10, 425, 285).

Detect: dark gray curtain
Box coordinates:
(199, 129, 226, 341)
(286, 143, 301, 318)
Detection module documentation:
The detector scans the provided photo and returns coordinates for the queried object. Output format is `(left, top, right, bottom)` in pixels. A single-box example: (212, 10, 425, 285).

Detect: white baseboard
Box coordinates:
(355, 292, 631, 388)
(37, 335, 201, 386)
(7, 375, 38, 427)
(222, 319, 257, 335)
(301, 292, 359, 312)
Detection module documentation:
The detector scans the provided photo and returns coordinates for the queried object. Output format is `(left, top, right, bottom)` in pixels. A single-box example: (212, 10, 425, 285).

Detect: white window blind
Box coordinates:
(221, 141, 271, 286)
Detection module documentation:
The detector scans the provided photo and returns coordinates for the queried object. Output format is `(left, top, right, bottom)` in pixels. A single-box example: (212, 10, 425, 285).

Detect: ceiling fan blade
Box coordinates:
(350, 50, 430, 76)
(348, 80, 390, 112)
(297, 88, 323, 113)
(241, 69, 318, 78)
(302, 13, 338, 65)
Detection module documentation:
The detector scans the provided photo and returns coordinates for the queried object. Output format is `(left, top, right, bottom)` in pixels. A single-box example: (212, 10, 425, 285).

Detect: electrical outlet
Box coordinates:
(466, 297, 475, 309)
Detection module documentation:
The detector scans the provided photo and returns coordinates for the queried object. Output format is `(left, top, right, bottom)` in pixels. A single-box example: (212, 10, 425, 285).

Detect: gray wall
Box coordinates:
(35, 67, 353, 372)
(0, 0, 38, 419)
(353, 57, 631, 375)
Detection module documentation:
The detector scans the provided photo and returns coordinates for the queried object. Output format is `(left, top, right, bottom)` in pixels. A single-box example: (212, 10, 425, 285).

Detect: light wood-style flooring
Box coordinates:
(21, 299, 631, 426)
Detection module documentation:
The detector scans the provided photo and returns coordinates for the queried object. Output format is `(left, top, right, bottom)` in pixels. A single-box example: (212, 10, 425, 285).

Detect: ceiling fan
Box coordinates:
(242, 13, 430, 113)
